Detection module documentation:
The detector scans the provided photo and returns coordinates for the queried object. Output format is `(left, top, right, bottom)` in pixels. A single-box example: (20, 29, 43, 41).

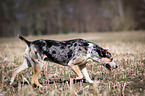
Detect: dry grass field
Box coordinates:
(0, 31, 145, 96)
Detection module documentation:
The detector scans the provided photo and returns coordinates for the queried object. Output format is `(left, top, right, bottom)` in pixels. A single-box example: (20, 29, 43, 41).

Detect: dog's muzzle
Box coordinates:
(104, 61, 117, 70)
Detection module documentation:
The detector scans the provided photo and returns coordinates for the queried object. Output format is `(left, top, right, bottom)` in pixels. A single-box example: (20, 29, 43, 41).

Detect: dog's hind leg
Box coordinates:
(10, 59, 29, 85)
(31, 63, 43, 87)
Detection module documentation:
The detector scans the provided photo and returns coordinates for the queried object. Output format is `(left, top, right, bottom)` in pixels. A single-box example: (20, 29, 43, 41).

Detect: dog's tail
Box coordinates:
(18, 35, 31, 47)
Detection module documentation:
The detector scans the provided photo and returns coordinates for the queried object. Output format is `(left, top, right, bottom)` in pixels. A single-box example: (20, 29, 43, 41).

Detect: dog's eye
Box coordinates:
(106, 52, 113, 61)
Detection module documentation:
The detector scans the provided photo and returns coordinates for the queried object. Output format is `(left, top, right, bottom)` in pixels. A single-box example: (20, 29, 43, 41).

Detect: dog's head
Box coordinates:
(97, 49, 117, 70)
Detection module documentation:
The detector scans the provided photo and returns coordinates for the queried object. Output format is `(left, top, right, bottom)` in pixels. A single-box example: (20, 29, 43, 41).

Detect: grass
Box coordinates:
(0, 31, 145, 96)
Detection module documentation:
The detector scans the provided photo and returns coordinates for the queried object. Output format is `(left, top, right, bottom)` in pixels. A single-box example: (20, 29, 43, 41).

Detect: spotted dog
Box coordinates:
(10, 35, 117, 87)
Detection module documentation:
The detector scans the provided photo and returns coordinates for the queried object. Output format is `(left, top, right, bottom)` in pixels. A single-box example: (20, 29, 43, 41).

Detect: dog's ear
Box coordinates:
(101, 49, 107, 57)
(98, 48, 111, 58)
(97, 48, 104, 57)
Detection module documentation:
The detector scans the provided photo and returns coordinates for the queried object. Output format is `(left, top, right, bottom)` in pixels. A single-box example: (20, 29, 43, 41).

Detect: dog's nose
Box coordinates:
(115, 65, 118, 68)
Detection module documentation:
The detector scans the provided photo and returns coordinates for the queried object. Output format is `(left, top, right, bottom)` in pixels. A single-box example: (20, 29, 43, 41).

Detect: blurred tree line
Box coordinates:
(0, 0, 145, 37)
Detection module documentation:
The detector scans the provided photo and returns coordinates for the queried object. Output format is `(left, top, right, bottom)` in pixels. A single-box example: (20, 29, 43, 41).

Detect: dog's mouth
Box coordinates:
(105, 63, 111, 71)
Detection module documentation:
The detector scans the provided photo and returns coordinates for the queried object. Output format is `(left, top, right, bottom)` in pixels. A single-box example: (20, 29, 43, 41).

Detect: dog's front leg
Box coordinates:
(68, 60, 83, 80)
(79, 65, 94, 83)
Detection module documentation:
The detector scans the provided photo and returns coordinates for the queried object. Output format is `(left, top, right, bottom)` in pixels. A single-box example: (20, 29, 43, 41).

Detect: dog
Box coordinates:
(10, 35, 117, 87)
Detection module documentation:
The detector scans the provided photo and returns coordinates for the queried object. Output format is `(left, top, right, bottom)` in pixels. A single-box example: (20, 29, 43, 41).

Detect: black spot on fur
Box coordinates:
(52, 51, 56, 54)
(60, 46, 65, 49)
(84, 47, 88, 51)
(83, 42, 89, 46)
(79, 48, 82, 51)
(73, 57, 76, 60)
(46, 44, 52, 48)
(68, 50, 73, 58)
(68, 46, 71, 48)
(74, 43, 77, 47)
